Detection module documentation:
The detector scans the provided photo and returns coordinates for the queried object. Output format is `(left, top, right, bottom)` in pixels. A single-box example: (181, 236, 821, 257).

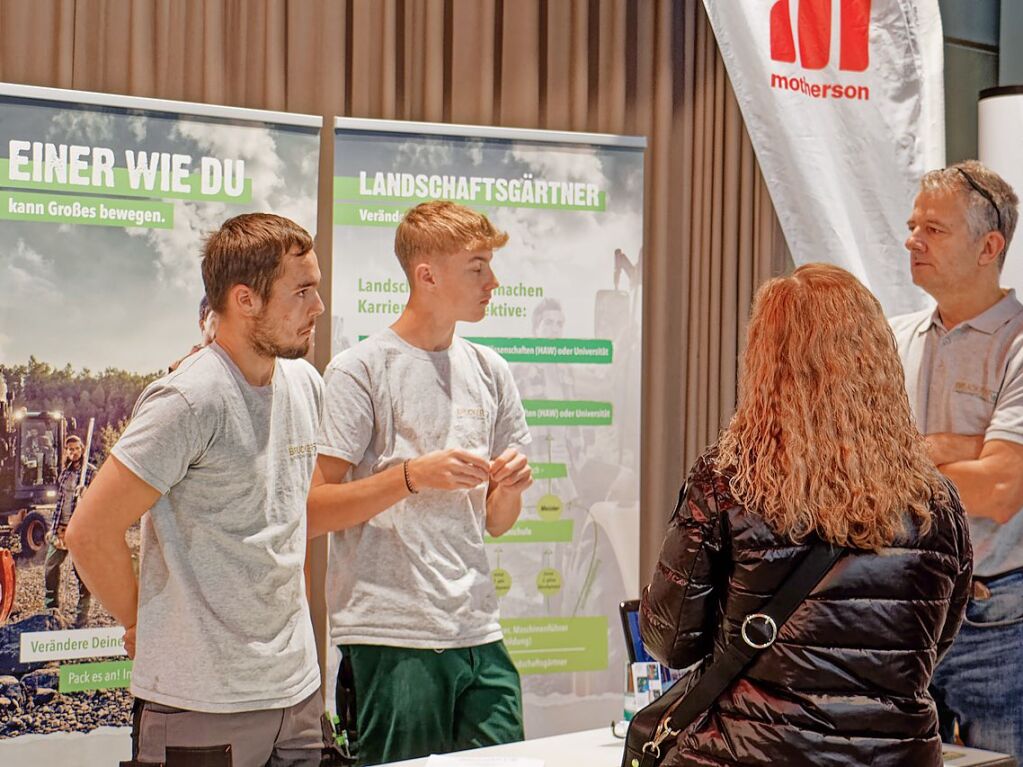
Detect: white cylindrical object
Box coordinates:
(979, 86, 1023, 296)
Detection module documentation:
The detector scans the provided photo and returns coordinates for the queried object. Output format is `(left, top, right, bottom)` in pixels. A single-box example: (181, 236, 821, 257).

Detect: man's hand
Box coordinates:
(484, 449, 532, 537)
(123, 623, 137, 660)
(308, 449, 493, 539)
(408, 449, 491, 491)
(489, 448, 533, 495)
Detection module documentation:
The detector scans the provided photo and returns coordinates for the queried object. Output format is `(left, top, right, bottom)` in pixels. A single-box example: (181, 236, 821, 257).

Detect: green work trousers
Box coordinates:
(338, 640, 524, 766)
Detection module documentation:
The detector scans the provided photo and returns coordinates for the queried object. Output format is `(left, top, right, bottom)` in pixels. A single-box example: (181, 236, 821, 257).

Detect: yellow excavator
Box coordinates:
(0, 374, 76, 624)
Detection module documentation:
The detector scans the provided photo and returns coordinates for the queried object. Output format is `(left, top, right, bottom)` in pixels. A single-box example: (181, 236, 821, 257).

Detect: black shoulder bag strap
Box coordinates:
(623, 542, 843, 767)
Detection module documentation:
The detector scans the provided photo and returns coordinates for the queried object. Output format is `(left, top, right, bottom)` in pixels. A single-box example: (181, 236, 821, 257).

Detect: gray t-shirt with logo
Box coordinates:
(112, 344, 322, 712)
(892, 289, 1023, 577)
(318, 329, 531, 649)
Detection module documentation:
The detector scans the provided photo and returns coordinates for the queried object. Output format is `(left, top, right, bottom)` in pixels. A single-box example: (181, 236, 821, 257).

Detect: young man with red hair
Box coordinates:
(309, 200, 533, 765)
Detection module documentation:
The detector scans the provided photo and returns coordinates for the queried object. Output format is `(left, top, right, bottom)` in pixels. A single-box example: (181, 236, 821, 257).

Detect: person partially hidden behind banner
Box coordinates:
(892, 160, 1023, 761)
(308, 200, 533, 766)
(43, 434, 96, 628)
(168, 294, 219, 373)
(66, 214, 336, 767)
(641, 264, 972, 766)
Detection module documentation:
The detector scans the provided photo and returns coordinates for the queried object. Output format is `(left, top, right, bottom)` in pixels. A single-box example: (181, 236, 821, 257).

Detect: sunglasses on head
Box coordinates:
(955, 167, 1003, 233)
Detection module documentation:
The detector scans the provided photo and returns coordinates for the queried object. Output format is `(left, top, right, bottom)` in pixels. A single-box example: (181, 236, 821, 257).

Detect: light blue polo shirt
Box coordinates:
(892, 290, 1023, 577)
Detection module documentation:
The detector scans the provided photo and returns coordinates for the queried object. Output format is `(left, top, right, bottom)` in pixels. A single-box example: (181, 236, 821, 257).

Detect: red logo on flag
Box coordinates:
(770, 0, 871, 71)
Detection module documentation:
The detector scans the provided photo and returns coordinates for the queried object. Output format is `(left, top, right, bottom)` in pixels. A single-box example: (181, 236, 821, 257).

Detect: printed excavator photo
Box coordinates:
(0, 374, 77, 625)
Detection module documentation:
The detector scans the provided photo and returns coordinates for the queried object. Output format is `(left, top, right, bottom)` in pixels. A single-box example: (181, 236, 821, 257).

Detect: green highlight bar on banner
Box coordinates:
(531, 462, 568, 480)
(485, 519, 573, 544)
(465, 337, 613, 364)
(501, 617, 608, 675)
(522, 399, 613, 426)
(0, 159, 253, 203)
(0, 191, 174, 229)
(334, 175, 607, 212)
(334, 202, 407, 227)
(59, 660, 133, 693)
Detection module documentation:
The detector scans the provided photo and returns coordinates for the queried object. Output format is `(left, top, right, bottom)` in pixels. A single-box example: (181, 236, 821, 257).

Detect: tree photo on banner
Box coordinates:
(0, 84, 320, 740)
(331, 120, 645, 736)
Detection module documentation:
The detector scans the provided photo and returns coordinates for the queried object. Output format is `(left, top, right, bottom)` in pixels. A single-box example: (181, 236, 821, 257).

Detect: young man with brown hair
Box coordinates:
(67, 213, 328, 767)
(309, 200, 533, 765)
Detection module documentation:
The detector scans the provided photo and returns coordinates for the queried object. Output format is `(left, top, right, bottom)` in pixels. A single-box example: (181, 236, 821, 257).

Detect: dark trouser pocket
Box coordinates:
(120, 744, 233, 766)
(165, 745, 232, 766)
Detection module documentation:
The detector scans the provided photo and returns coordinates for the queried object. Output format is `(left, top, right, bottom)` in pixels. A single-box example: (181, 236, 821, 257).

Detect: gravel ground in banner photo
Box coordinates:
(0, 682, 132, 738)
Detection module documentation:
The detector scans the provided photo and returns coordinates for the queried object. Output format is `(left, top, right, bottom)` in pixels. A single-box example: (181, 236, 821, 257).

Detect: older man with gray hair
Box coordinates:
(891, 160, 1023, 760)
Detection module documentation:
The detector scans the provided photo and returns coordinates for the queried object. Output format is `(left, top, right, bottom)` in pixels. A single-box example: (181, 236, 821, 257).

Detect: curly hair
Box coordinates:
(717, 263, 946, 550)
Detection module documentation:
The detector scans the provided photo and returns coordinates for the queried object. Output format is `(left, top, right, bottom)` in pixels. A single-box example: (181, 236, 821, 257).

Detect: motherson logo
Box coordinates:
(769, 0, 872, 101)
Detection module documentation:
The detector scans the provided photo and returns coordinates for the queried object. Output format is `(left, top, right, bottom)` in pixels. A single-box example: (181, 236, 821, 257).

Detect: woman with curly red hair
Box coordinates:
(641, 263, 972, 766)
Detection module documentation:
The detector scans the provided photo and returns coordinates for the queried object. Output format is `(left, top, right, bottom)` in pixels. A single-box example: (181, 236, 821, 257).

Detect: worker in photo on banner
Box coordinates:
(308, 200, 533, 766)
(42, 433, 96, 628)
(892, 160, 1023, 761)
(66, 213, 337, 767)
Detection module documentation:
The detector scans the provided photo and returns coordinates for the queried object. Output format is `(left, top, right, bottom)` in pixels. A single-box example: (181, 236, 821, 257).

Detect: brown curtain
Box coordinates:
(0, 0, 789, 594)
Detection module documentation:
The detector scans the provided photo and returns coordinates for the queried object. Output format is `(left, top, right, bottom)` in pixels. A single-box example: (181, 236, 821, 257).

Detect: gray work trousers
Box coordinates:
(129, 690, 326, 767)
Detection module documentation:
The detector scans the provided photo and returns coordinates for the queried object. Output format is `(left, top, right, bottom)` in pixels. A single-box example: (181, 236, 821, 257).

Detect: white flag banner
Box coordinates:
(701, 0, 945, 315)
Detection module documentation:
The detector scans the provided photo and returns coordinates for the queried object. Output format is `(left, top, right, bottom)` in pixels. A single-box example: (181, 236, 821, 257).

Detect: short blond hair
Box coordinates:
(394, 201, 509, 275)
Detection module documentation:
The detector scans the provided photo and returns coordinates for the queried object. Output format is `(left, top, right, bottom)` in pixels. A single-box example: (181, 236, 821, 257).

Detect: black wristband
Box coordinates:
(403, 459, 418, 494)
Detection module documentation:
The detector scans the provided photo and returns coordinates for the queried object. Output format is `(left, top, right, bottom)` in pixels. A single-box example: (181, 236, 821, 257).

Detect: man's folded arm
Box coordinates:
(925, 432, 985, 466)
(939, 438, 1023, 524)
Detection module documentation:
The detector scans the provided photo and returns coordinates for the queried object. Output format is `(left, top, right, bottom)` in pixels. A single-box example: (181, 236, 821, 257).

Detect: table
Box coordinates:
(0, 724, 1013, 766)
(384, 727, 1018, 766)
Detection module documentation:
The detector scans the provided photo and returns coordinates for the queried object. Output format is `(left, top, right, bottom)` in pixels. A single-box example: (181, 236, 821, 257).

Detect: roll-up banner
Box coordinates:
(0, 83, 321, 741)
(701, 0, 945, 316)
(979, 87, 1023, 297)
(332, 119, 645, 736)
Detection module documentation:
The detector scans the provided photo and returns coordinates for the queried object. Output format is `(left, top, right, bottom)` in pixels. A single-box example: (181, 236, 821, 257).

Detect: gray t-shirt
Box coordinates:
(318, 329, 531, 648)
(892, 289, 1023, 577)
(113, 344, 323, 712)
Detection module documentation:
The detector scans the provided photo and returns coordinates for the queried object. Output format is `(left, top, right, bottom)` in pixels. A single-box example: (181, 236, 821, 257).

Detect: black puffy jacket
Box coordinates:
(640, 448, 972, 767)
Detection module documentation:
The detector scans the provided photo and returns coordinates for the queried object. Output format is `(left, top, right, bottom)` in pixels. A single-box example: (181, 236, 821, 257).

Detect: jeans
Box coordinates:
(43, 541, 92, 627)
(931, 570, 1023, 762)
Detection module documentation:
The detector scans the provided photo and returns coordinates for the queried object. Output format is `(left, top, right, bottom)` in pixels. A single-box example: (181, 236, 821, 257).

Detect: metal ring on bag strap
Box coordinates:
(740, 613, 778, 649)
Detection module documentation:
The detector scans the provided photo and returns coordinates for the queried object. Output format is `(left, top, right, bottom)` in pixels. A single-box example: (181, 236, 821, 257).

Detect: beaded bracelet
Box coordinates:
(403, 459, 419, 494)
